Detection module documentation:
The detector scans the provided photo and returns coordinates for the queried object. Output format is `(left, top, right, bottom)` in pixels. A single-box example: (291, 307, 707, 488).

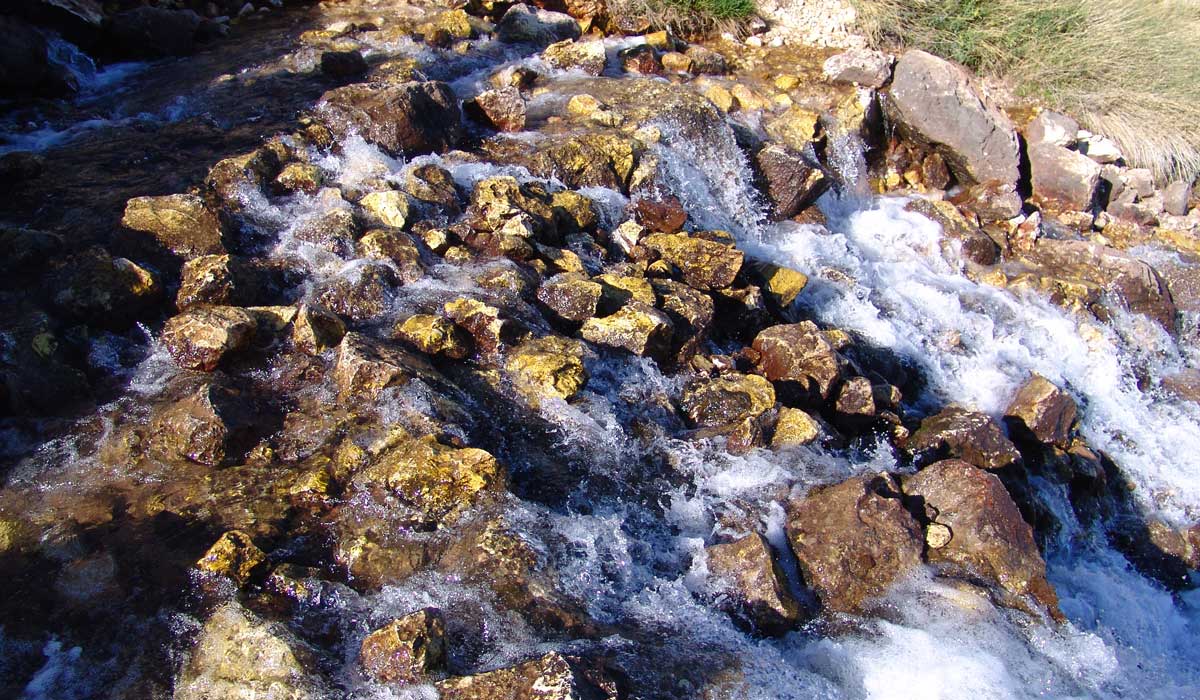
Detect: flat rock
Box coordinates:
(317, 81, 463, 157)
(122, 194, 224, 258)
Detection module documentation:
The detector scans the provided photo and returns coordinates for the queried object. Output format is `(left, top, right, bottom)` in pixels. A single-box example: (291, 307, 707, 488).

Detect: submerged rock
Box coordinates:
(122, 194, 225, 258)
(359, 608, 447, 684)
(706, 533, 805, 634)
(148, 377, 257, 467)
(317, 81, 463, 157)
(49, 247, 161, 326)
(436, 652, 618, 699)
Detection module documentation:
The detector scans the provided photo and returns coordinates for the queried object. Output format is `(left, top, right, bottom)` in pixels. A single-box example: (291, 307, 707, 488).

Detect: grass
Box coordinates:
(851, 0, 1200, 184)
(609, 0, 756, 38)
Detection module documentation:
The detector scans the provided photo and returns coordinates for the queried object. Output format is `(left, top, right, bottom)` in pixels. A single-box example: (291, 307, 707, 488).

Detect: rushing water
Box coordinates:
(5, 18, 1200, 700)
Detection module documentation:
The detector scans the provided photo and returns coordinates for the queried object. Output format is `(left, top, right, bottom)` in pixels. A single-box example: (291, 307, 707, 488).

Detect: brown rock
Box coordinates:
(1003, 374, 1077, 447)
(680, 373, 775, 428)
(317, 81, 463, 157)
(292, 304, 345, 354)
(176, 254, 247, 310)
(633, 195, 687, 233)
(537, 274, 603, 324)
(436, 652, 618, 700)
(359, 609, 447, 684)
(706, 533, 804, 634)
(834, 376, 876, 420)
(315, 264, 400, 322)
(505, 335, 588, 403)
(771, 407, 821, 448)
(356, 229, 425, 282)
(445, 298, 526, 355)
(651, 278, 715, 366)
(404, 163, 461, 211)
(161, 306, 257, 371)
(752, 322, 843, 400)
(468, 87, 527, 132)
(293, 208, 358, 257)
(754, 144, 826, 220)
(148, 378, 256, 467)
(49, 247, 161, 326)
(332, 332, 434, 401)
(579, 301, 673, 357)
(685, 45, 727, 74)
(1028, 142, 1101, 212)
(542, 38, 607, 75)
(122, 194, 224, 258)
(618, 44, 662, 75)
(642, 232, 743, 290)
(908, 406, 1020, 470)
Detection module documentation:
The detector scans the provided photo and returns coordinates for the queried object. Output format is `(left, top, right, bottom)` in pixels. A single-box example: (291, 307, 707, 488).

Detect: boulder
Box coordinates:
(315, 264, 401, 322)
(1028, 142, 1100, 211)
(505, 335, 588, 403)
(680, 373, 775, 429)
(752, 322, 843, 401)
(1024, 111, 1078, 148)
(903, 459, 1061, 617)
(148, 378, 257, 467)
(195, 530, 266, 585)
(754, 262, 808, 309)
(395, 314, 473, 359)
(177, 255, 251, 310)
(1003, 374, 1077, 448)
(273, 163, 324, 195)
(122, 194, 225, 258)
(317, 81, 463, 157)
(542, 39, 607, 75)
(650, 278, 714, 366)
(822, 49, 893, 88)
(496, 4, 581, 45)
(706, 533, 804, 634)
(291, 304, 345, 354)
(48, 248, 160, 327)
(332, 332, 434, 401)
(436, 652, 618, 700)
(293, 208, 358, 257)
(618, 44, 662, 75)
(108, 7, 203, 59)
(907, 406, 1020, 470)
(161, 306, 257, 372)
(771, 407, 821, 448)
(537, 274, 603, 324)
(885, 50, 1020, 211)
(785, 473, 923, 613)
(641, 232, 743, 290)
(359, 609, 447, 684)
(753, 145, 826, 220)
(467, 87, 527, 132)
(320, 50, 367, 80)
(579, 302, 673, 357)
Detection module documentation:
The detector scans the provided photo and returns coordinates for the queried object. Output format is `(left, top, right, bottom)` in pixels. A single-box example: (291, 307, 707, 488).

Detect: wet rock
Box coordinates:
(706, 532, 804, 634)
(148, 378, 257, 467)
(109, 7, 203, 59)
(206, 147, 284, 209)
(496, 4, 581, 45)
(1003, 374, 1077, 448)
(752, 322, 843, 401)
(405, 163, 461, 211)
(293, 208, 358, 257)
(908, 406, 1020, 471)
(273, 163, 324, 195)
(122, 194, 225, 258)
(505, 335, 588, 403)
(595, 273, 655, 309)
(711, 285, 772, 341)
(1028, 142, 1100, 211)
(904, 459, 1061, 618)
(834, 376, 876, 423)
(661, 51, 692, 73)
(446, 298, 525, 355)
(359, 609, 447, 684)
(359, 190, 412, 230)
(467, 87, 527, 132)
(632, 196, 687, 233)
(317, 81, 463, 157)
(436, 652, 618, 699)
(419, 9, 474, 40)
(351, 434, 504, 528)
(292, 304, 345, 354)
(764, 106, 821, 152)
(771, 407, 821, 448)
(542, 38, 607, 75)
(395, 314, 473, 359)
(332, 332, 434, 401)
(162, 306, 257, 371)
(177, 255, 247, 310)
(785, 473, 923, 613)
(470, 176, 556, 233)
(885, 50, 1020, 208)
(537, 274, 603, 324)
(754, 261, 808, 309)
(619, 44, 662, 75)
(49, 248, 161, 326)
(315, 264, 400, 322)
(356, 229, 424, 282)
(681, 373, 775, 429)
(753, 144, 826, 220)
(174, 602, 324, 700)
(195, 530, 266, 585)
(651, 278, 714, 366)
(904, 198, 998, 266)
(580, 301, 673, 357)
(641, 232, 743, 290)
(823, 48, 893, 88)
(685, 45, 727, 75)
(487, 132, 639, 193)
(320, 50, 367, 80)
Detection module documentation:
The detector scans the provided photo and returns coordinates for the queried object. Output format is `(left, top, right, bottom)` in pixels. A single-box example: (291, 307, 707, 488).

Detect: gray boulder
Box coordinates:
(1028, 142, 1100, 211)
(496, 4, 581, 45)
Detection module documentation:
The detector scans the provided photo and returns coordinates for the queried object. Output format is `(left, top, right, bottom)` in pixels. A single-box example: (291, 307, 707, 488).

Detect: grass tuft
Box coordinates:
(609, 0, 756, 38)
(852, 0, 1200, 184)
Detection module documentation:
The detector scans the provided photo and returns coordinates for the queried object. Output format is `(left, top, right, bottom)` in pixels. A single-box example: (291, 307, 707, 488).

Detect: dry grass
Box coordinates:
(608, 0, 756, 38)
(852, 0, 1200, 184)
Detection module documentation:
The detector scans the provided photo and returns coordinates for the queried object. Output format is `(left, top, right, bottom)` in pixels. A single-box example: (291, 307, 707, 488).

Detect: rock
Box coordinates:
(618, 44, 662, 75)
(632, 196, 687, 233)
(148, 378, 256, 467)
(316, 264, 401, 322)
(1079, 134, 1121, 164)
(177, 255, 248, 310)
(294, 208, 358, 257)
(1003, 374, 1077, 447)
(49, 248, 160, 326)
(318, 81, 463, 157)
(206, 147, 284, 209)
(195, 530, 266, 585)
(320, 50, 367, 79)
(496, 4, 581, 45)
(359, 190, 412, 229)
(834, 376, 876, 420)
(273, 163, 324, 195)
(332, 332, 433, 401)
(642, 233, 743, 290)
(903, 459, 1061, 617)
(467, 87, 527, 132)
(680, 373, 775, 429)
(436, 652, 618, 700)
(356, 229, 424, 282)
(359, 609, 447, 684)
(395, 314, 473, 359)
(485, 132, 638, 193)
(822, 48, 893, 88)
(1164, 181, 1192, 217)
(405, 164, 461, 211)
(537, 274, 603, 324)
(0, 225, 59, 274)
(470, 176, 557, 233)
(292, 304, 345, 354)
(580, 302, 673, 357)
(771, 407, 821, 448)
(351, 434, 504, 528)
(1024, 111, 1078, 147)
(505, 335, 588, 403)
(542, 38, 607, 75)
(904, 198, 998, 266)
(885, 50, 1020, 204)
(446, 298, 525, 355)
(706, 533, 804, 634)
(108, 7, 202, 59)
(661, 51, 692, 73)
(174, 603, 323, 700)
(785, 473, 923, 613)
(764, 107, 821, 152)
(907, 406, 1020, 471)
(755, 262, 808, 309)
(1028, 142, 1100, 211)
(650, 278, 714, 366)
(418, 9, 474, 40)
(122, 194, 225, 258)
(685, 45, 727, 75)
(0, 16, 64, 95)
(752, 322, 843, 401)
(753, 145, 826, 220)
(162, 306, 257, 371)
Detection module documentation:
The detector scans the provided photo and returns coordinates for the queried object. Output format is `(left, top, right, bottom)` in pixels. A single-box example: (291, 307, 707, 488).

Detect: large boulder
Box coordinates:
(1002, 374, 1077, 448)
(436, 652, 618, 699)
(122, 194, 225, 258)
(785, 473, 923, 613)
(317, 81, 463, 157)
(885, 50, 1021, 216)
(496, 4, 581, 45)
(907, 406, 1021, 471)
(903, 459, 1061, 618)
(1028, 142, 1101, 211)
(705, 533, 805, 634)
(752, 322, 844, 401)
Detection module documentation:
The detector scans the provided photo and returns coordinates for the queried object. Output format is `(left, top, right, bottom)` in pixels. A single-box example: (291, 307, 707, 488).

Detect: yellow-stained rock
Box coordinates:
(395, 314, 473, 359)
(772, 407, 821, 448)
(195, 530, 267, 585)
(359, 190, 411, 229)
(506, 335, 588, 403)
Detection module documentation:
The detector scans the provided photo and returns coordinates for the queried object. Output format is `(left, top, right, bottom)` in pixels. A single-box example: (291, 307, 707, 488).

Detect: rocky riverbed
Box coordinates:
(2, 1, 1200, 698)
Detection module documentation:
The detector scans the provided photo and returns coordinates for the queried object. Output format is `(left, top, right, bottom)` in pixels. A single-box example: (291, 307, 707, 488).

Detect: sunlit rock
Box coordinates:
(317, 81, 463, 157)
(332, 332, 433, 401)
(162, 305, 257, 371)
(580, 301, 673, 357)
(771, 407, 821, 448)
(706, 532, 806, 634)
(122, 193, 225, 258)
(537, 273, 603, 324)
(908, 406, 1021, 470)
(395, 314, 474, 359)
(1003, 374, 1078, 448)
(359, 608, 447, 684)
(505, 335, 588, 402)
(641, 232, 743, 290)
(543, 38, 607, 75)
(468, 87, 527, 132)
(752, 321, 844, 401)
(148, 377, 257, 467)
(195, 530, 266, 585)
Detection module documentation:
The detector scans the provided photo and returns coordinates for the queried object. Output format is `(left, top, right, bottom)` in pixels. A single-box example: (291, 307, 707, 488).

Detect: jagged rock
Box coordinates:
(681, 373, 775, 428)
(109, 7, 203, 59)
(332, 332, 434, 400)
(642, 232, 743, 290)
(351, 434, 504, 528)
(470, 176, 556, 232)
(320, 50, 367, 79)
(161, 306, 257, 371)
(359, 190, 412, 229)
(1164, 181, 1192, 217)
(1003, 374, 1077, 447)
(786, 473, 923, 613)
(823, 48, 893, 87)
(446, 298, 525, 355)
(752, 322, 843, 401)
(148, 378, 257, 467)
(885, 50, 1021, 214)
(315, 264, 400, 322)
(273, 163, 324, 195)
(317, 81, 463, 157)
(537, 274, 603, 324)
(1024, 111, 1078, 147)
(395, 314, 473, 359)
(468, 87, 527, 132)
(632, 196, 687, 234)
(1028, 142, 1101, 211)
(293, 208, 358, 257)
(405, 163, 461, 211)
(904, 198, 999, 266)
(436, 652, 618, 699)
(908, 406, 1020, 470)
(754, 145, 826, 220)
(755, 262, 808, 309)
(177, 255, 248, 310)
(291, 304, 345, 354)
(483, 132, 638, 193)
(834, 376, 876, 423)
(903, 459, 1061, 618)
(685, 45, 727, 75)
(764, 107, 821, 152)
(706, 533, 804, 634)
(619, 44, 662, 75)
(206, 147, 284, 209)
(496, 4, 581, 45)
(195, 531, 266, 585)
(49, 248, 160, 326)
(506, 335, 588, 402)
(771, 407, 821, 448)
(359, 609, 447, 684)
(595, 273, 655, 309)
(542, 39, 607, 75)
(356, 229, 424, 282)
(651, 278, 714, 365)
(580, 302, 673, 357)
(122, 194, 224, 258)
(173, 603, 324, 700)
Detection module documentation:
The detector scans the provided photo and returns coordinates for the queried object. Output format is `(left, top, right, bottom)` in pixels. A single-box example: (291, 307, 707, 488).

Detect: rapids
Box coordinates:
(2, 6, 1199, 699)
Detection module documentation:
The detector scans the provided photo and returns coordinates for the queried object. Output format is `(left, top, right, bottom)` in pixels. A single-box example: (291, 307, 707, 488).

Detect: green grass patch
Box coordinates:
(663, 0, 757, 21)
(609, 0, 756, 37)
